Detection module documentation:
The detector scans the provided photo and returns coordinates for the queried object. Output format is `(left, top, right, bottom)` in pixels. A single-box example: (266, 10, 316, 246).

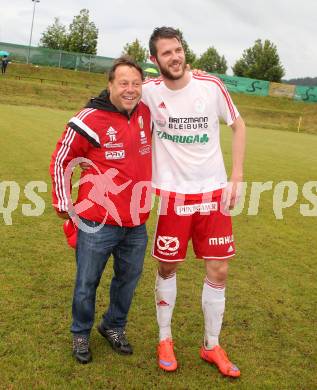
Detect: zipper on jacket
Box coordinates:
(128, 116, 138, 181)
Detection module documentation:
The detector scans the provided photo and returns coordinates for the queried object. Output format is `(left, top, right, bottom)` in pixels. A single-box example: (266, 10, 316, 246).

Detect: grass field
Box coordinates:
(5, 63, 106, 86)
(1, 63, 317, 134)
(1, 62, 317, 389)
(0, 99, 316, 389)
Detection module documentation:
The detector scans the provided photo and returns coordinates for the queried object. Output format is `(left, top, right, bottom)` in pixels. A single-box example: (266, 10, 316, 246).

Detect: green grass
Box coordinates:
(235, 93, 317, 134)
(0, 63, 106, 110)
(0, 104, 316, 389)
(1, 62, 317, 134)
(5, 63, 107, 86)
(0, 78, 102, 111)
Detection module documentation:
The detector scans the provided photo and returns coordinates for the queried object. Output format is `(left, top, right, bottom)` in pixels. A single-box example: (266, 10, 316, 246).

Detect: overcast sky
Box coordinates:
(1, 0, 316, 79)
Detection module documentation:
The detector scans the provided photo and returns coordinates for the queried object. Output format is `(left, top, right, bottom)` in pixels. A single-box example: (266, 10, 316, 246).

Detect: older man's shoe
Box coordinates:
(97, 324, 133, 355)
(72, 335, 92, 364)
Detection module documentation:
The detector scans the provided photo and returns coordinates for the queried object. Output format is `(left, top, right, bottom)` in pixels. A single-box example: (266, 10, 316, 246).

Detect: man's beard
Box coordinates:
(156, 58, 186, 80)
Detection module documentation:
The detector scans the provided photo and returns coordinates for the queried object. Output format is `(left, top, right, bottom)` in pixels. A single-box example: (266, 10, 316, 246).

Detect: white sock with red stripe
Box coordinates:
(202, 277, 226, 349)
(155, 271, 177, 341)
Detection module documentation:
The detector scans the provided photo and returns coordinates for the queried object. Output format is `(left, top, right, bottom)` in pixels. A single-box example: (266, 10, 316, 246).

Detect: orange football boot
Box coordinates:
(200, 345, 240, 378)
(157, 338, 178, 371)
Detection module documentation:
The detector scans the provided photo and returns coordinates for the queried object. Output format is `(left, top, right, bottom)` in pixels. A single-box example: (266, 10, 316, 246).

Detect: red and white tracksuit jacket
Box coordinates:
(50, 91, 152, 227)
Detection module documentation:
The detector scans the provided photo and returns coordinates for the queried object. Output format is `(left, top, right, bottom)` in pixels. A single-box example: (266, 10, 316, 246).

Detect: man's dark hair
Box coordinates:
(108, 55, 144, 82)
(149, 27, 182, 58)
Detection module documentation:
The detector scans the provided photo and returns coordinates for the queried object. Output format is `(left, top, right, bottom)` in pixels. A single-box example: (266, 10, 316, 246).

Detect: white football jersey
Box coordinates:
(142, 72, 240, 196)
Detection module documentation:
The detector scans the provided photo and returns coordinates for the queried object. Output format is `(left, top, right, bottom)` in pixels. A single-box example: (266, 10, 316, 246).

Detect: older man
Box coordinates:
(50, 56, 152, 364)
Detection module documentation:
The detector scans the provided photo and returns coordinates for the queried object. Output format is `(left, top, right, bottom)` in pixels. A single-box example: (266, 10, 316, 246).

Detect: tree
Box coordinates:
(176, 29, 196, 67)
(122, 39, 148, 63)
(67, 9, 98, 54)
(195, 47, 227, 74)
(39, 10, 98, 54)
(232, 39, 285, 82)
(39, 17, 67, 50)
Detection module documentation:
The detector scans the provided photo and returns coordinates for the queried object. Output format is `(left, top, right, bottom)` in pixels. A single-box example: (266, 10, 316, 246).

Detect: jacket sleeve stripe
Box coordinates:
(52, 108, 96, 212)
(68, 116, 101, 148)
(54, 128, 76, 211)
(77, 108, 93, 119)
(78, 107, 95, 120)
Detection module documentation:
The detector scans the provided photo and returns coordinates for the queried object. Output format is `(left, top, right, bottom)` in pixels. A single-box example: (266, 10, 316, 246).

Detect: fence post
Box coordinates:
(59, 51, 62, 68)
(89, 55, 91, 72)
(297, 116, 302, 133)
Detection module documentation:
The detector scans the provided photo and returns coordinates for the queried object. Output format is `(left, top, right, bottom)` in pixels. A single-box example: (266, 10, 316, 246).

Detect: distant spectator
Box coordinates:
(1, 56, 9, 74)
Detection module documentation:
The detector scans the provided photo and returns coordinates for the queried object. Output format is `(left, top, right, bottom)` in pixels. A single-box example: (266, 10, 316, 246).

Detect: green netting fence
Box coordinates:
(212, 74, 316, 102)
(0, 41, 115, 73)
(213, 74, 270, 96)
(1, 41, 316, 103)
(294, 86, 317, 103)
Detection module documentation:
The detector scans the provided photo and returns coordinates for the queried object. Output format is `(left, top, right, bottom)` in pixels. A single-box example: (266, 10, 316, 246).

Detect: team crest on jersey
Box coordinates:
(106, 127, 117, 142)
(138, 116, 144, 129)
(194, 98, 206, 114)
(155, 117, 166, 127)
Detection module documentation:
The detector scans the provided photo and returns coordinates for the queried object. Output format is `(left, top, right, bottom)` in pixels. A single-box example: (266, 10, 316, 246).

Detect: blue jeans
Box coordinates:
(71, 219, 148, 335)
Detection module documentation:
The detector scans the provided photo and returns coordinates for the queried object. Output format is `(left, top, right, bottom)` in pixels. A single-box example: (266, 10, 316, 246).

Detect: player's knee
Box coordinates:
(206, 261, 228, 283)
(216, 267, 228, 283)
(158, 261, 178, 278)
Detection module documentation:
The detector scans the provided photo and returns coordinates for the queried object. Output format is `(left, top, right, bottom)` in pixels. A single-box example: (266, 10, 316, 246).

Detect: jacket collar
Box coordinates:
(85, 90, 138, 118)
